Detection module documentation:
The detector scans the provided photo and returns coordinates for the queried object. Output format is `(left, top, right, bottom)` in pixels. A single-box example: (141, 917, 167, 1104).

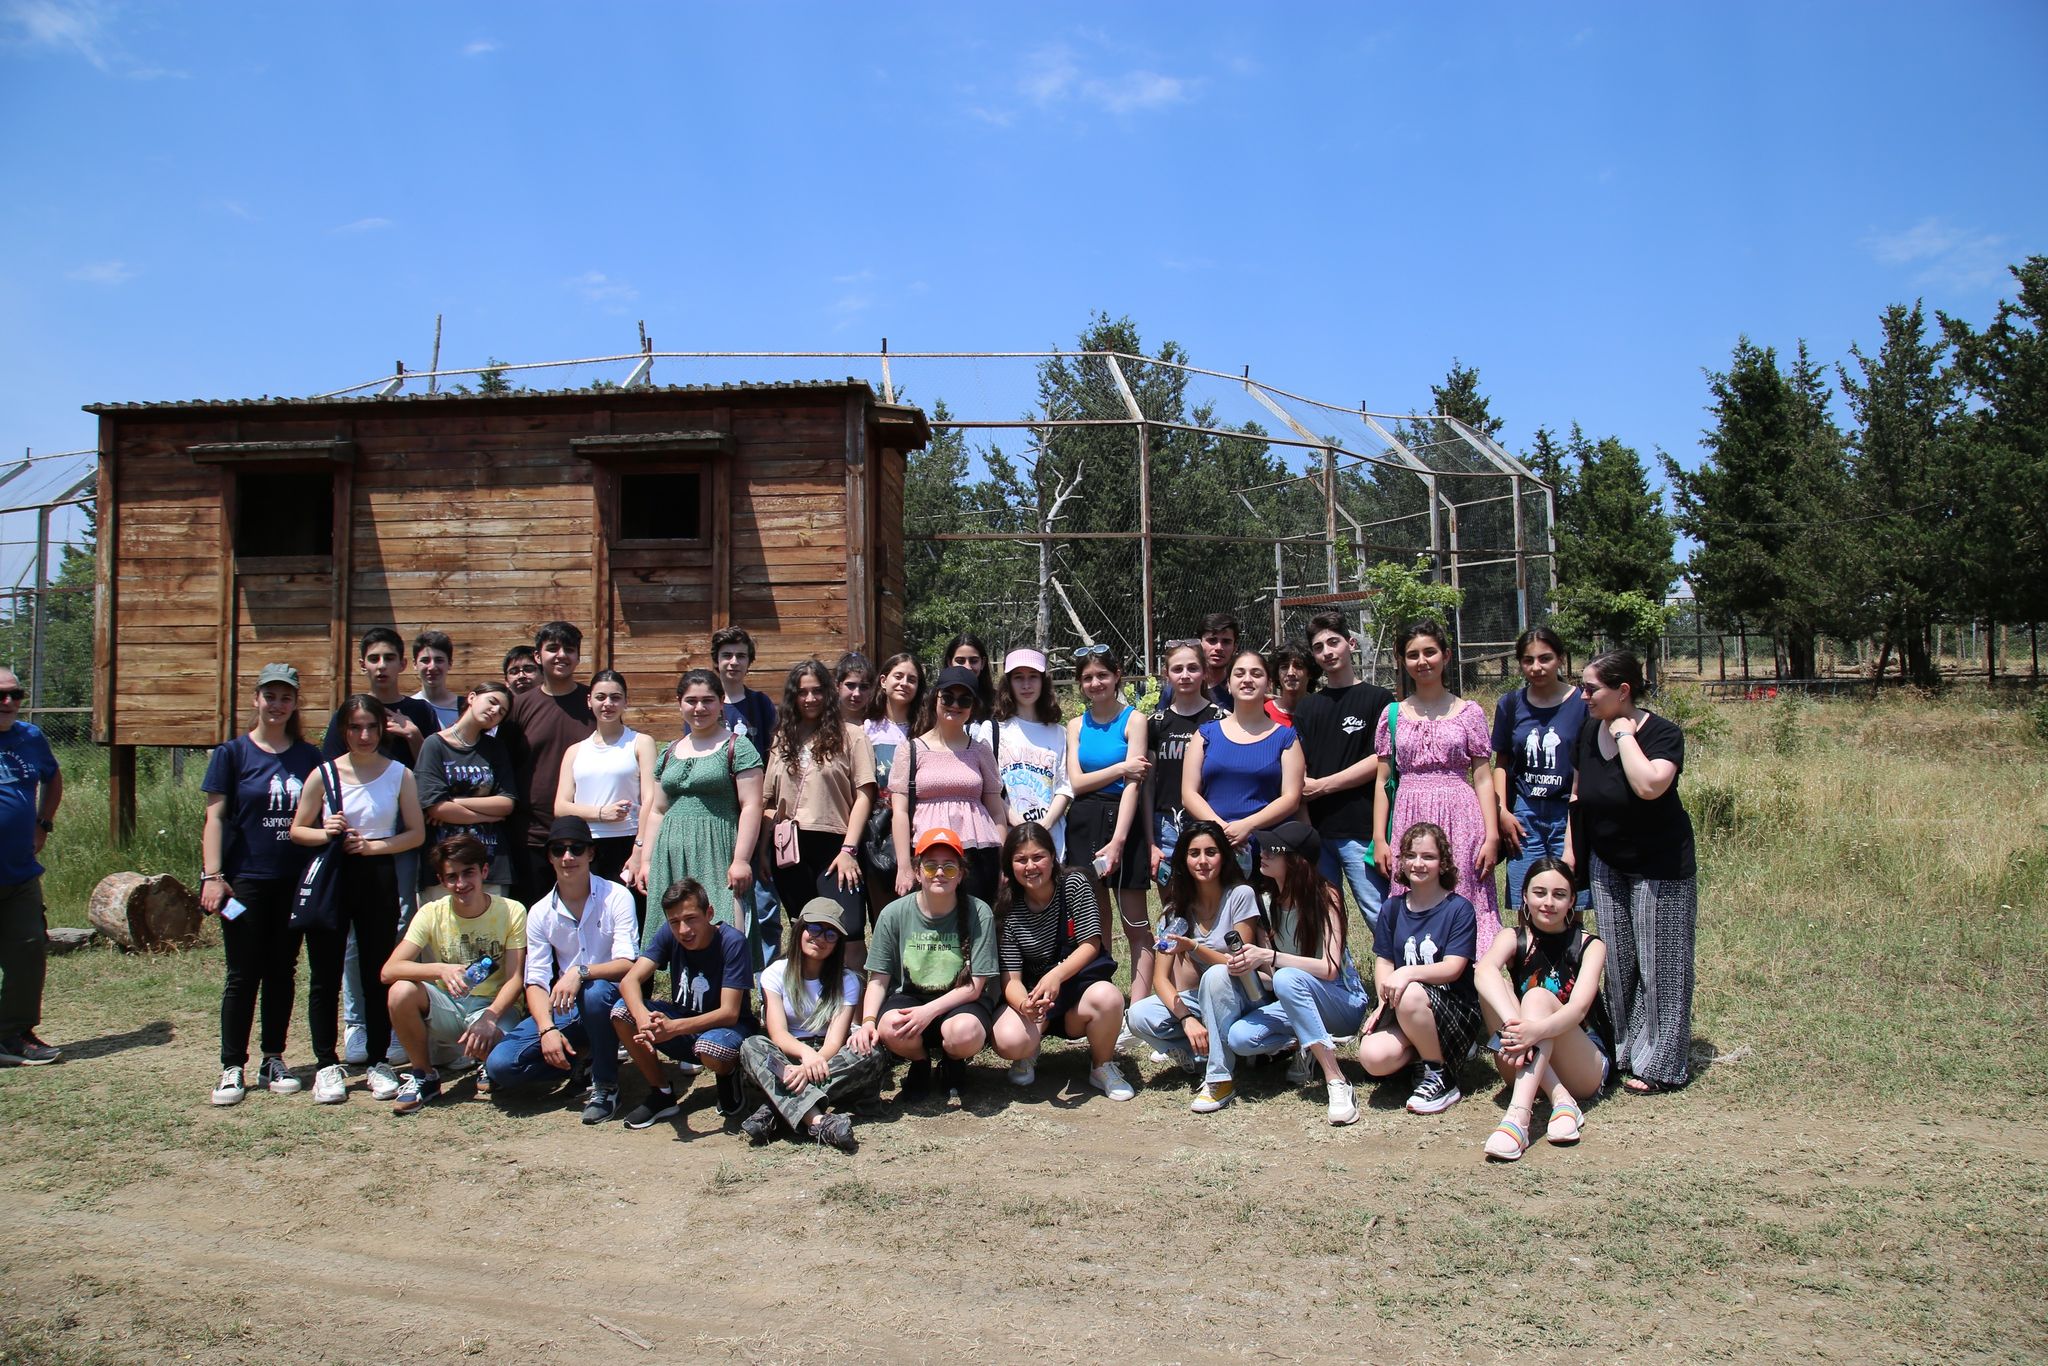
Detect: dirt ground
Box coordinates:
(3, 988, 2043, 1366)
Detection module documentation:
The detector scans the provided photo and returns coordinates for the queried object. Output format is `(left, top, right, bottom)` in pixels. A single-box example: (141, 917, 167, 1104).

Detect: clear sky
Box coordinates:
(4, 1, 2044, 484)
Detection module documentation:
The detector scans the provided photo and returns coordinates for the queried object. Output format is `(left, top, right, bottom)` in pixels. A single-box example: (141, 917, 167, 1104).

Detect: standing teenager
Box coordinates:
(760, 659, 877, 968)
(555, 669, 657, 928)
(1492, 627, 1588, 912)
(631, 669, 766, 947)
(711, 625, 777, 749)
(501, 646, 541, 696)
(862, 653, 924, 928)
(1182, 650, 1303, 871)
(199, 662, 318, 1103)
(834, 652, 875, 729)
(939, 631, 996, 723)
(1064, 646, 1151, 1001)
(888, 665, 1008, 905)
(414, 682, 517, 898)
(1372, 620, 1502, 954)
(971, 648, 1071, 859)
(290, 694, 426, 1105)
(498, 620, 594, 907)
(1196, 611, 1241, 709)
(1146, 641, 1225, 892)
(1292, 610, 1394, 926)
(1264, 641, 1318, 726)
(410, 630, 462, 731)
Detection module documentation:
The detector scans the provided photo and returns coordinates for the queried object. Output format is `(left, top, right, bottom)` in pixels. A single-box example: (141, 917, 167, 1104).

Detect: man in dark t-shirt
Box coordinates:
(711, 626, 777, 750)
(1291, 611, 1394, 925)
(496, 621, 595, 906)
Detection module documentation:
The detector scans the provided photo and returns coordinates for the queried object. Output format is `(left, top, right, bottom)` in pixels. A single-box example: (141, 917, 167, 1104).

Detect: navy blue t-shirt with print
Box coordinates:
(722, 689, 777, 754)
(643, 920, 757, 1028)
(0, 721, 59, 884)
(1490, 689, 1587, 804)
(1371, 890, 1478, 990)
(201, 734, 322, 882)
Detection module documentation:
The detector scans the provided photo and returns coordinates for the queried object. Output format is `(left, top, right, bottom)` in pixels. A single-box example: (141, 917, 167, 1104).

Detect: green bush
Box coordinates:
(1651, 680, 1730, 749)
(2028, 692, 2048, 746)
(1765, 694, 1811, 757)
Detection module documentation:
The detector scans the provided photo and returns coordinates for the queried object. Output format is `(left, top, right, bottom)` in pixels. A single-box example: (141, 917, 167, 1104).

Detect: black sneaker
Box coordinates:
(812, 1112, 857, 1152)
(1405, 1063, 1462, 1115)
(899, 1059, 932, 1100)
(392, 1071, 442, 1115)
(939, 1057, 967, 1105)
(740, 1102, 780, 1145)
(621, 1089, 679, 1130)
(0, 1032, 61, 1067)
(714, 1070, 744, 1118)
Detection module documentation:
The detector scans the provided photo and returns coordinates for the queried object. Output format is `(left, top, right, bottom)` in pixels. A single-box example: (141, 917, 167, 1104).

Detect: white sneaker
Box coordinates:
(366, 1062, 402, 1101)
(1286, 1050, 1315, 1085)
(313, 1064, 349, 1104)
(342, 1025, 369, 1066)
(257, 1056, 301, 1094)
(1115, 1022, 1137, 1055)
(1007, 1055, 1037, 1087)
(1167, 1046, 1203, 1076)
(210, 1066, 246, 1107)
(385, 1038, 410, 1066)
(1326, 1079, 1359, 1126)
(1088, 1061, 1135, 1101)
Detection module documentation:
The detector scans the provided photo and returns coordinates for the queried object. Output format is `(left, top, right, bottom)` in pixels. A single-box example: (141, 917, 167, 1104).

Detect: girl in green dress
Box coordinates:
(629, 669, 765, 950)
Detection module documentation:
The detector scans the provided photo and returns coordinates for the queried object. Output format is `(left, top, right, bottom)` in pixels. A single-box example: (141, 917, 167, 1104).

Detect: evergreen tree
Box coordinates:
(1557, 425, 1677, 600)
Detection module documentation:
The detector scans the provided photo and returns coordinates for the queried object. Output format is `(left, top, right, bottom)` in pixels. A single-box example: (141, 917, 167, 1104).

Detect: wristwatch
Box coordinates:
(36, 819, 53, 833)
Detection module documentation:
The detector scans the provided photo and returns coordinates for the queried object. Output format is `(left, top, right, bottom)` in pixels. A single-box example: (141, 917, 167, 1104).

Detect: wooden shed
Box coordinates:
(85, 381, 929, 835)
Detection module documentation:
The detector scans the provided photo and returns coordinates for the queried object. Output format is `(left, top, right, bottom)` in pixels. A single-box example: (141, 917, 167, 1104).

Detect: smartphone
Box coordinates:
(1091, 854, 1112, 879)
(221, 897, 248, 921)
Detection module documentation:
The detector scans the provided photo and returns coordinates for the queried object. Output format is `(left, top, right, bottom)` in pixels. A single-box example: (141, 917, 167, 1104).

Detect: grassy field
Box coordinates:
(2, 691, 2044, 1364)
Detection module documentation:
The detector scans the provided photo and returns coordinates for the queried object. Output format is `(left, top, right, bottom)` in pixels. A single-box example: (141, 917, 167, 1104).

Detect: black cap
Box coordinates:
(934, 665, 981, 695)
(1260, 818, 1321, 866)
(547, 814, 594, 845)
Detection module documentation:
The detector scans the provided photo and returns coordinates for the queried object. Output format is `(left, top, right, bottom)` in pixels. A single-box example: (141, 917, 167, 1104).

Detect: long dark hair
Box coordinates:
(336, 693, 388, 746)
(868, 652, 924, 726)
(676, 667, 722, 699)
(1263, 846, 1338, 959)
(995, 661, 1061, 724)
(1394, 619, 1456, 699)
(940, 631, 994, 722)
(1519, 855, 1581, 934)
(776, 658, 846, 769)
(776, 911, 850, 1030)
(1163, 818, 1246, 919)
(1514, 626, 1569, 668)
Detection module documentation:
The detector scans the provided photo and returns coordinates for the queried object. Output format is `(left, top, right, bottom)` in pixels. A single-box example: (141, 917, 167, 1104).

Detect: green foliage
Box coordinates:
(1550, 584, 1676, 656)
(477, 357, 512, 394)
(1429, 359, 1503, 438)
(2026, 692, 2048, 747)
(1356, 555, 1464, 638)
(1764, 693, 1811, 757)
(1554, 426, 1677, 603)
(1645, 680, 1728, 748)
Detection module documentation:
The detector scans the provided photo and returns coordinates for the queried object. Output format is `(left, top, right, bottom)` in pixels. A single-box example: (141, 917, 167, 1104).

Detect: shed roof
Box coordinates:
(83, 378, 878, 413)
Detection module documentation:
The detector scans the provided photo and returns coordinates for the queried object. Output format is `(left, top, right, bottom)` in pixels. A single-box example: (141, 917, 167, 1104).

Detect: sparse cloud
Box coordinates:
(462, 38, 496, 56)
(570, 271, 638, 308)
(330, 216, 393, 235)
(4, 0, 186, 77)
(66, 259, 136, 285)
(1863, 217, 2010, 291)
(969, 40, 1197, 125)
(221, 199, 253, 221)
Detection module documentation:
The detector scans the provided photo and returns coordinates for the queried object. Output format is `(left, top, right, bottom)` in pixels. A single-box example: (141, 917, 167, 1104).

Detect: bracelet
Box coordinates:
(541, 1025, 562, 1039)
(860, 1016, 879, 1027)
(201, 872, 224, 883)
(839, 845, 857, 854)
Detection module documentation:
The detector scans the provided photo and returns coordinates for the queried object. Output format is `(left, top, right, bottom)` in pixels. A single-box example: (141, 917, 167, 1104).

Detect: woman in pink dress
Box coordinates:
(1371, 621, 1502, 954)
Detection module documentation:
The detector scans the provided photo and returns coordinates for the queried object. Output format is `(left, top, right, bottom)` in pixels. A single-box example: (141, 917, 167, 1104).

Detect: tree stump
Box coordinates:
(87, 873, 203, 952)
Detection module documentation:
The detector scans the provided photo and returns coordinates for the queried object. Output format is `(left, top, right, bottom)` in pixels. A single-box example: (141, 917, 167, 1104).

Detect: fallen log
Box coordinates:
(87, 873, 203, 952)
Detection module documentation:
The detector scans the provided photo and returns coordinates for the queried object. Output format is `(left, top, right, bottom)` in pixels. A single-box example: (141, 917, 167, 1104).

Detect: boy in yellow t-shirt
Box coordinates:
(380, 835, 527, 1114)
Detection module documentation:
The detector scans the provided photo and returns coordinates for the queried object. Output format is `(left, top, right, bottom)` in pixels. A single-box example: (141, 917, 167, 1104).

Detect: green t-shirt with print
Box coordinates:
(866, 893, 998, 996)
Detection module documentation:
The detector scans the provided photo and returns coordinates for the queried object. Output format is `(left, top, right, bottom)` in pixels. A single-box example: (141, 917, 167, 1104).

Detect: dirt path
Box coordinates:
(5, 1046, 2043, 1365)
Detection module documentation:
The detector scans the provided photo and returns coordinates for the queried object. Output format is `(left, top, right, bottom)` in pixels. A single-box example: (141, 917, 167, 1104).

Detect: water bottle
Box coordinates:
(459, 955, 496, 991)
(1156, 915, 1188, 954)
(1223, 930, 1268, 1004)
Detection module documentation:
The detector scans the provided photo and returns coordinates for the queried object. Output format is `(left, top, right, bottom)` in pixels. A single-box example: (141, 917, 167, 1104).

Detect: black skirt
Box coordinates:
(1063, 789, 1151, 892)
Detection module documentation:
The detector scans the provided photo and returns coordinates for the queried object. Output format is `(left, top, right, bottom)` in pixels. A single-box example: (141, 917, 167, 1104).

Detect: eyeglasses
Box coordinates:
(1161, 639, 1197, 651)
(0, 689, 23, 702)
(918, 858, 962, 876)
(801, 922, 842, 940)
(1070, 643, 1111, 660)
(547, 841, 591, 859)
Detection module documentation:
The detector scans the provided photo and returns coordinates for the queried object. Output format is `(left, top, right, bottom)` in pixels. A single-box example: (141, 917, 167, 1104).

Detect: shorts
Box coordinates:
(882, 987, 995, 1055)
(422, 984, 501, 1044)
(1020, 954, 1118, 1039)
(1485, 1023, 1613, 1084)
(611, 997, 753, 1062)
(1064, 790, 1150, 892)
(1372, 982, 1482, 1065)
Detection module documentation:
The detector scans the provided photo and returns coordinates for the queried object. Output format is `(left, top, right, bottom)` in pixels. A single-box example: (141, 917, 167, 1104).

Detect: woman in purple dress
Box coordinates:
(1371, 621, 1502, 954)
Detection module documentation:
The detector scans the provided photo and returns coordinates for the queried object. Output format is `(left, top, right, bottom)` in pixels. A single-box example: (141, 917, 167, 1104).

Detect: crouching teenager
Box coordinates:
(850, 827, 998, 1107)
(379, 836, 527, 1114)
(483, 817, 639, 1123)
(613, 877, 758, 1130)
(736, 898, 880, 1151)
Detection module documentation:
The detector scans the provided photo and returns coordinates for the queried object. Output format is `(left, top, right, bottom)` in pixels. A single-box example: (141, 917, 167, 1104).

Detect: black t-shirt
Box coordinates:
(1147, 701, 1225, 831)
(321, 696, 439, 766)
(1573, 713, 1695, 879)
(1292, 680, 1394, 841)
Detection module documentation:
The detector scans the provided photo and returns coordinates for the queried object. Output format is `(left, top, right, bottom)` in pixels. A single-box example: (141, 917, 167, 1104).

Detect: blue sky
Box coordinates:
(3, 1, 2044, 491)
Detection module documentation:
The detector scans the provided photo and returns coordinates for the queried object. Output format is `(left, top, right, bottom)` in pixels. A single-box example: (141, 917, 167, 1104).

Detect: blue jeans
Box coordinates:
(485, 977, 622, 1090)
(1126, 962, 1256, 1086)
(1319, 838, 1389, 929)
(342, 848, 419, 1032)
(1504, 796, 1585, 912)
(1226, 962, 1370, 1056)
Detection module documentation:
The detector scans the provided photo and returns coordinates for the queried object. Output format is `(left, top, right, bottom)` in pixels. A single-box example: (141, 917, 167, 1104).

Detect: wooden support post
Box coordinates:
(109, 744, 136, 846)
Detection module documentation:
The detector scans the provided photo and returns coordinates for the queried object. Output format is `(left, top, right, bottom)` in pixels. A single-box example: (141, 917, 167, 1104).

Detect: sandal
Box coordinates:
(1546, 1099, 1584, 1145)
(1484, 1114, 1531, 1162)
(1623, 1074, 1676, 1095)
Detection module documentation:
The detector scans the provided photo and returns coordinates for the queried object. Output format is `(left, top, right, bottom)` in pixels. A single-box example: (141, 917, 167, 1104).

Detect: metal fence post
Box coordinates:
(29, 503, 48, 709)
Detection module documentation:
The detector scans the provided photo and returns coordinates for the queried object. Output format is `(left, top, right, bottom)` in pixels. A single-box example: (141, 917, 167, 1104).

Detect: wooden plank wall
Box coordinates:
(873, 441, 907, 661)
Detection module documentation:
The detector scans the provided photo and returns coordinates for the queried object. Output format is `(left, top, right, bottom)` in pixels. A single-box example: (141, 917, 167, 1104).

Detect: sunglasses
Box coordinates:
(1070, 643, 1111, 660)
(918, 858, 962, 876)
(801, 922, 842, 939)
(0, 689, 23, 702)
(1162, 639, 1198, 651)
(547, 841, 591, 859)
(936, 691, 974, 708)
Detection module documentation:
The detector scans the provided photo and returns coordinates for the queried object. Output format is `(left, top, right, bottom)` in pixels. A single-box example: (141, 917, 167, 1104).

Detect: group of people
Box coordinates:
(61, 606, 1697, 1161)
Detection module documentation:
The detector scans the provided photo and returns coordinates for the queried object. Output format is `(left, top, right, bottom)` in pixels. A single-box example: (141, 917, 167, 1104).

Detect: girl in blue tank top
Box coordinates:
(1063, 648, 1155, 998)
(1182, 650, 1304, 869)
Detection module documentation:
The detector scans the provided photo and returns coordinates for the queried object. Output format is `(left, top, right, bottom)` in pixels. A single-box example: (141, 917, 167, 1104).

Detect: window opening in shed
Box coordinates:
(618, 472, 704, 541)
(234, 470, 334, 558)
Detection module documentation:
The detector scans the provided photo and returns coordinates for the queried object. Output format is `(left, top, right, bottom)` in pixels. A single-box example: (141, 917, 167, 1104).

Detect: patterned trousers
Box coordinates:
(739, 1033, 887, 1129)
(1589, 852, 1696, 1087)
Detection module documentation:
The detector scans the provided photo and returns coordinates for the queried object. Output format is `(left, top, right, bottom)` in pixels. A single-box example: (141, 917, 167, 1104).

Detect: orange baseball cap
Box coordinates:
(913, 827, 966, 858)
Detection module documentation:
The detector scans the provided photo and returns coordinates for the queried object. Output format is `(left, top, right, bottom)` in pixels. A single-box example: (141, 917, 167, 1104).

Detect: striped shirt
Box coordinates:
(999, 868, 1101, 978)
